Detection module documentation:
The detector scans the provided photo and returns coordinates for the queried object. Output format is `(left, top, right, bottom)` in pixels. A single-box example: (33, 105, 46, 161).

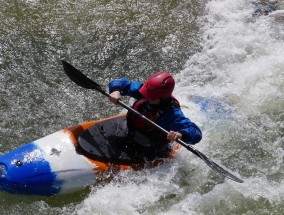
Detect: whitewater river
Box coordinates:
(0, 0, 284, 214)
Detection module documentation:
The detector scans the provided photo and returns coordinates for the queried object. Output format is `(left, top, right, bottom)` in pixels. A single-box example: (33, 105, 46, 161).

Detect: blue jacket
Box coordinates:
(109, 77, 202, 144)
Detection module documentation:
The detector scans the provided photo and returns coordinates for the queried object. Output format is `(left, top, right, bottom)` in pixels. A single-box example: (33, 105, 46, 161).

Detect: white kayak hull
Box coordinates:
(0, 114, 178, 196)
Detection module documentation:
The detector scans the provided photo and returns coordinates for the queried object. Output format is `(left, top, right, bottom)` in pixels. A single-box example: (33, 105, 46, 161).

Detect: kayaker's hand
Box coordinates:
(109, 91, 121, 104)
(167, 131, 182, 142)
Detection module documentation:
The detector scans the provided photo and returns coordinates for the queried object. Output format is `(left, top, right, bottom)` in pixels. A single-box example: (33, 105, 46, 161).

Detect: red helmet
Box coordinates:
(139, 72, 175, 100)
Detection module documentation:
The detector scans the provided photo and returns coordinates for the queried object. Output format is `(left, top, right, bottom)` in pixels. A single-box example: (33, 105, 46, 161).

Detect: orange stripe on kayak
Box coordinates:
(86, 159, 131, 172)
(89, 160, 110, 172)
(62, 114, 181, 172)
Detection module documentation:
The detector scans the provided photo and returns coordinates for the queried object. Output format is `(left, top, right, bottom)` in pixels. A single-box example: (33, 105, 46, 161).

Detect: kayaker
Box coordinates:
(108, 72, 202, 161)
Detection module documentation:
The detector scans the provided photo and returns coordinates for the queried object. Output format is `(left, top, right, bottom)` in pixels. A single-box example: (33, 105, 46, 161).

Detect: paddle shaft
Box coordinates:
(62, 61, 244, 183)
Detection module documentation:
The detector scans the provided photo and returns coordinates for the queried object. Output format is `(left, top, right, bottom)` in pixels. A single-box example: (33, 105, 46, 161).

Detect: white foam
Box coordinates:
(75, 0, 284, 214)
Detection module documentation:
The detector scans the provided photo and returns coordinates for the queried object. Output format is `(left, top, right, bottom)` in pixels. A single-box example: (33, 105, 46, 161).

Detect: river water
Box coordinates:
(0, 0, 284, 214)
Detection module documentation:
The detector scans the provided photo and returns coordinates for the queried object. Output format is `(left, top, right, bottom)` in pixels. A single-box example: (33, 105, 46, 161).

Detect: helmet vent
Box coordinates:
(162, 76, 173, 84)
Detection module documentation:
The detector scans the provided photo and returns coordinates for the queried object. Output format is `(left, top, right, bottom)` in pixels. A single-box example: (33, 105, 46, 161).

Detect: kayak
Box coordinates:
(0, 114, 179, 196)
(0, 61, 244, 196)
(0, 95, 240, 196)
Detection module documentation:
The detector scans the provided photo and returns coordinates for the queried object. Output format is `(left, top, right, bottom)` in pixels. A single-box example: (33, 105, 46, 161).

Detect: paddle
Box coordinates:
(61, 60, 244, 183)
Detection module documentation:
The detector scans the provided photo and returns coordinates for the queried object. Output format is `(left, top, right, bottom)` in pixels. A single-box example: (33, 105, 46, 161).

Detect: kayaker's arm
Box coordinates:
(157, 107, 202, 144)
(167, 131, 182, 142)
(108, 77, 144, 99)
(109, 91, 121, 104)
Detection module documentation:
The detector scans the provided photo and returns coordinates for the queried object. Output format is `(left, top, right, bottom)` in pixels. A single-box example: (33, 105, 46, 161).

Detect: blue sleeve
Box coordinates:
(157, 107, 202, 144)
(108, 77, 144, 99)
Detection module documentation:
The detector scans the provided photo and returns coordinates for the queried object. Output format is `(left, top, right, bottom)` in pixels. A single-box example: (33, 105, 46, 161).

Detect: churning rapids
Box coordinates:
(0, 0, 284, 214)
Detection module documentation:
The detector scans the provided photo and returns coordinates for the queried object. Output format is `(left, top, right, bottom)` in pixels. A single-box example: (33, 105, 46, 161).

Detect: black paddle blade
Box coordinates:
(182, 143, 244, 183)
(196, 150, 244, 183)
(62, 61, 104, 92)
